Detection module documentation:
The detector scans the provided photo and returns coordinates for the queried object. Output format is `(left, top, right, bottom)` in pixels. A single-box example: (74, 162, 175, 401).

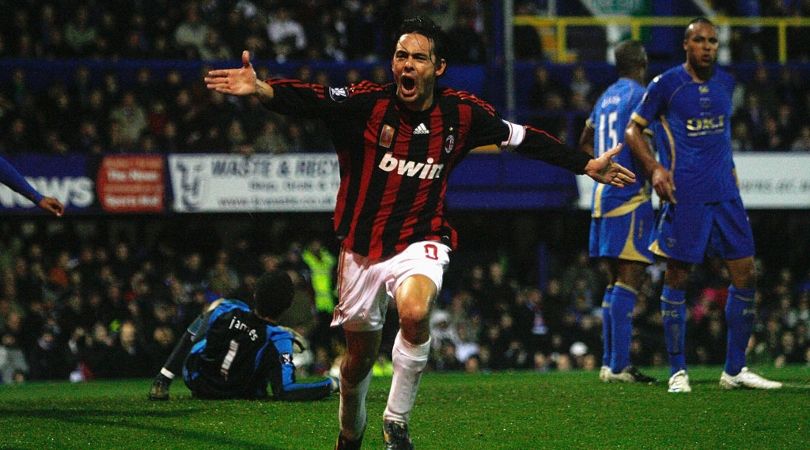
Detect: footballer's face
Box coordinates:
(684, 22, 718, 70)
(391, 33, 446, 112)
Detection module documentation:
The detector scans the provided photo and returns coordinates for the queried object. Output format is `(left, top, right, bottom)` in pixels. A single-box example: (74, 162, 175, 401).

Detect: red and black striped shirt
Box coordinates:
(265, 79, 591, 260)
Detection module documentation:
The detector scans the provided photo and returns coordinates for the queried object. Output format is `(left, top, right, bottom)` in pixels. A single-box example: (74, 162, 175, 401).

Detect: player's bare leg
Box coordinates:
(383, 274, 436, 449)
(337, 329, 381, 449)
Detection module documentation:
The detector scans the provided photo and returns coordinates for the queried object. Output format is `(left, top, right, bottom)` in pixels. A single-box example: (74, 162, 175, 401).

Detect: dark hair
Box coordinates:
(684, 17, 715, 40)
(614, 40, 647, 76)
(399, 16, 447, 64)
(253, 270, 294, 319)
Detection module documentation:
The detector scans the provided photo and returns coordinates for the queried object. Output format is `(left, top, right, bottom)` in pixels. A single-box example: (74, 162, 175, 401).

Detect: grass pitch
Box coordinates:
(0, 366, 807, 449)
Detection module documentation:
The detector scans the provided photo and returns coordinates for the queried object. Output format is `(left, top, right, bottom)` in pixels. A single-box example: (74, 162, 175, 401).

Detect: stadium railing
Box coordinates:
(515, 15, 810, 63)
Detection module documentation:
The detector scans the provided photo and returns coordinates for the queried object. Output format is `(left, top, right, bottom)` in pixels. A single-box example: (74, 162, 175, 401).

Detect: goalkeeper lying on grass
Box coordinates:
(149, 270, 338, 401)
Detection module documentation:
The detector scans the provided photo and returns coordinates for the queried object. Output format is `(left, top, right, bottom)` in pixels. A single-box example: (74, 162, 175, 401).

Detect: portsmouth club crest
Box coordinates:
(444, 127, 455, 154)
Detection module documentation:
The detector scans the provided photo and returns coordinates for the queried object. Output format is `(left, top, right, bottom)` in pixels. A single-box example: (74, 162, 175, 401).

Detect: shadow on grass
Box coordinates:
(0, 407, 284, 449)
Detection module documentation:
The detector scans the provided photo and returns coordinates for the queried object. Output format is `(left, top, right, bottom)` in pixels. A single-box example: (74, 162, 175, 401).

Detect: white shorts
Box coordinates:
(331, 241, 451, 332)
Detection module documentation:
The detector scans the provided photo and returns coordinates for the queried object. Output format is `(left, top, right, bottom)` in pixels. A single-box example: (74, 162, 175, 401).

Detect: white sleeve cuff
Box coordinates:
(500, 120, 526, 150)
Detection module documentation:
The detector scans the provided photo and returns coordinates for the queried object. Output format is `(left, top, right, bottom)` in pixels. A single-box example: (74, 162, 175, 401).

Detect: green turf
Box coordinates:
(0, 366, 807, 449)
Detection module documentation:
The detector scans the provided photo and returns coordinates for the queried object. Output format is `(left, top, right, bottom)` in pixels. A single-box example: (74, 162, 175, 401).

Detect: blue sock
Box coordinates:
(601, 286, 613, 367)
(661, 285, 687, 375)
(610, 283, 636, 373)
(724, 286, 755, 376)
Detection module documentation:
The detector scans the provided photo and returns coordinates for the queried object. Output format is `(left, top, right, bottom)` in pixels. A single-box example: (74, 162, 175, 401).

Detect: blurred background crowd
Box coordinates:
(0, 215, 807, 384)
(0, 1, 809, 383)
(1, 1, 810, 157)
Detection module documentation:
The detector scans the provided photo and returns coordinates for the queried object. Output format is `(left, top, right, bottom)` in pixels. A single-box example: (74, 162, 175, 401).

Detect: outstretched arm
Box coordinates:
(574, 121, 639, 186)
(0, 157, 64, 216)
(503, 122, 636, 188)
(269, 333, 337, 401)
(204, 50, 275, 102)
(37, 197, 64, 216)
(582, 144, 636, 187)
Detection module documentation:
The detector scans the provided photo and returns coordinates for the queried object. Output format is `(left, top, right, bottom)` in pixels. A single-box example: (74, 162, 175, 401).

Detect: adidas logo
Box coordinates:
(413, 123, 429, 135)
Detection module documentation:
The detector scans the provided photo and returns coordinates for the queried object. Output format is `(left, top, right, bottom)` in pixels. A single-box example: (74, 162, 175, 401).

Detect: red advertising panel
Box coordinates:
(97, 155, 165, 213)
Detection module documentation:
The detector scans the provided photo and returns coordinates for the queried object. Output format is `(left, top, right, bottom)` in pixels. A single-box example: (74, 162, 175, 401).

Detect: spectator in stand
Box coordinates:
(174, 4, 209, 59)
(64, 7, 97, 56)
(530, 66, 568, 110)
(200, 30, 231, 61)
(347, 4, 379, 61)
(267, 7, 307, 62)
(0, 333, 29, 383)
(731, 121, 754, 152)
(27, 327, 71, 380)
(70, 66, 93, 110)
(736, 92, 768, 140)
(792, 125, 810, 151)
(302, 239, 338, 351)
(776, 103, 797, 144)
(225, 119, 249, 153)
(107, 320, 151, 378)
(253, 121, 291, 154)
(109, 92, 148, 148)
(132, 68, 156, 107)
(513, 1, 543, 60)
(3, 119, 38, 153)
(569, 65, 593, 101)
(749, 66, 779, 114)
(755, 115, 786, 151)
(221, 9, 251, 57)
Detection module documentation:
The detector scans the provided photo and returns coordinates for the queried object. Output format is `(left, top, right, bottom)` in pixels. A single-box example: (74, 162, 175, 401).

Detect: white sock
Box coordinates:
(339, 369, 372, 441)
(383, 332, 430, 424)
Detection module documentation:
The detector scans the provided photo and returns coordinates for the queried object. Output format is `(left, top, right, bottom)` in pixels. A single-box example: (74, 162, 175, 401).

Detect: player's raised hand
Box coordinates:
(585, 143, 637, 188)
(204, 50, 259, 96)
(652, 165, 677, 204)
(38, 196, 64, 217)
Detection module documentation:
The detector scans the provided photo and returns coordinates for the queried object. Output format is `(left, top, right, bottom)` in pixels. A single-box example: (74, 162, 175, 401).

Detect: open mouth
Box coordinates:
(400, 76, 416, 96)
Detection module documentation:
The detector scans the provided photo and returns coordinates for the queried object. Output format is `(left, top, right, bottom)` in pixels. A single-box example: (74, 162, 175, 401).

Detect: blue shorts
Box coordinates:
(649, 197, 755, 264)
(589, 201, 654, 264)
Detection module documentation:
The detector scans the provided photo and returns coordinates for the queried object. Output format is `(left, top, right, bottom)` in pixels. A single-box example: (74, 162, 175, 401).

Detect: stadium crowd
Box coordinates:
(1, 1, 809, 384)
(2, 58, 808, 156)
(1, 2, 810, 155)
(0, 219, 807, 384)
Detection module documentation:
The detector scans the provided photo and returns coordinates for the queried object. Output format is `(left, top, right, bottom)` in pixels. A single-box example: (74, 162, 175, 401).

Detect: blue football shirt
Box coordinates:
(587, 78, 650, 217)
(631, 64, 738, 203)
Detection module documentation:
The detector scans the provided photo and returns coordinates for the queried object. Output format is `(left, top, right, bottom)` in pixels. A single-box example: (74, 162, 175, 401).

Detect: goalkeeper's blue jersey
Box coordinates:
(183, 299, 332, 400)
(586, 77, 650, 218)
(631, 64, 738, 203)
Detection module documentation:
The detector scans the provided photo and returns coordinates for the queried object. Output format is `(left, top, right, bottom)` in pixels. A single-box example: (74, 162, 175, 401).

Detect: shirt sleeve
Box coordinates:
(265, 79, 380, 120)
(268, 331, 333, 401)
(465, 101, 592, 174)
(631, 75, 667, 128)
(0, 157, 43, 204)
